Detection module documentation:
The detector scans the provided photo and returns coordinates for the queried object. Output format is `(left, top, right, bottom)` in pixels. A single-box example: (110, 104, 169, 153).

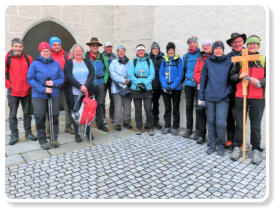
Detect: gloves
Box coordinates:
(163, 86, 172, 95)
(137, 83, 146, 92)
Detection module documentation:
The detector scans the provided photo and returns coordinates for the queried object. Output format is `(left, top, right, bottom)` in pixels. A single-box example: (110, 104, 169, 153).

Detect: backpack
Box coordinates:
(6, 53, 30, 71)
(133, 58, 150, 69)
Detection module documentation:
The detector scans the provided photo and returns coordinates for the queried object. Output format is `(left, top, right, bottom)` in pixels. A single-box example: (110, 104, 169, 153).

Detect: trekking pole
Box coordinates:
(46, 77, 54, 145)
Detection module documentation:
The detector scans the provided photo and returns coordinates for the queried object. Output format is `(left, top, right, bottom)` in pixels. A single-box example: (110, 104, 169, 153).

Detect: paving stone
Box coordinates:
(6, 155, 25, 167)
(21, 150, 50, 162)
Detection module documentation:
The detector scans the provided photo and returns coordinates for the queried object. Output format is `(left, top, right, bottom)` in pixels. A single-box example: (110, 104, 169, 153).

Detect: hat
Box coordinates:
(151, 41, 160, 50)
(49, 36, 61, 48)
(136, 44, 145, 51)
(187, 36, 198, 44)
(38, 42, 50, 52)
(202, 39, 213, 47)
(246, 35, 261, 47)
(226, 33, 247, 46)
(166, 42, 175, 52)
(86, 37, 102, 46)
(117, 45, 126, 51)
(104, 41, 113, 47)
(212, 41, 224, 52)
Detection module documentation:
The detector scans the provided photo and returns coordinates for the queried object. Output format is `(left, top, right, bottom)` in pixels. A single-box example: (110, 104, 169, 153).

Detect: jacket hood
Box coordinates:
(136, 53, 149, 61)
(149, 51, 164, 59)
(164, 53, 180, 62)
(36, 55, 54, 64)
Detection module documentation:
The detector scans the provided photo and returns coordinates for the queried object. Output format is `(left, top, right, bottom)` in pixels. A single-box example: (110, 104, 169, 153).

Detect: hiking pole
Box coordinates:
(46, 77, 54, 146)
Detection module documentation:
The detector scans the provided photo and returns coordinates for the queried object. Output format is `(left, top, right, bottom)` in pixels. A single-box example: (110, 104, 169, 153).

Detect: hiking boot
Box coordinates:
(25, 132, 37, 141)
(40, 142, 51, 150)
(217, 145, 225, 156)
(252, 149, 262, 165)
(231, 147, 241, 161)
(190, 132, 198, 140)
(136, 129, 142, 135)
(183, 129, 192, 138)
(9, 135, 19, 145)
(154, 122, 162, 130)
(206, 146, 215, 155)
(161, 128, 170, 135)
(171, 128, 178, 136)
(225, 140, 232, 147)
(115, 125, 122, 131)
(75, 135, 82, 143)
(148, 129, 154, 136)
(52, 140, 59, 148)
(97, 125, 109, 132)
(65, 126, 74, 134)
(123, 123, 133, 129)
(197, 137, 206, 144)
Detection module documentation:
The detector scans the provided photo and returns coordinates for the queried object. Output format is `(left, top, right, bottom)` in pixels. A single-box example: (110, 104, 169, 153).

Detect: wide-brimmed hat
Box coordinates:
(86, 37, 102, 46)
(226, 33, 247, 46)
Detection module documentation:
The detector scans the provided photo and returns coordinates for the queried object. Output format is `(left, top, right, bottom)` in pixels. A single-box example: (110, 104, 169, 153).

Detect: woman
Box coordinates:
(159, 42, 183, 136)
(193, 40, 213, 144)
(64, 44, 95, 142)
(198, 41, 232, 156)
(110, 45, 132, 131)
(27, 42, 64, 150)
(230, 35, 266, 165)
(128, 44, 155, 136)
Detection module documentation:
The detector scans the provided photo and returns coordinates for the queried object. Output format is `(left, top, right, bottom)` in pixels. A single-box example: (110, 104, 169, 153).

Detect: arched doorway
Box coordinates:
(23, 20, 76, 59)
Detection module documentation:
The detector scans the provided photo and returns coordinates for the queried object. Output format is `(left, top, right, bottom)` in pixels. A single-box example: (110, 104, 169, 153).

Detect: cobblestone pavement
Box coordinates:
(5, 131, 266, 199)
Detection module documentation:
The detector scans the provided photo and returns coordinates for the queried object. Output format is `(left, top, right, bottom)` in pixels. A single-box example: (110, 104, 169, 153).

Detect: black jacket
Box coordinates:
(149, 52, 164, 90)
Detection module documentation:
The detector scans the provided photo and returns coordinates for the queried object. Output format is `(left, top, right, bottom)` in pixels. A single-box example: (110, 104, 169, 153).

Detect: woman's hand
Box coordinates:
(45, 88, 52, 93)
(198, 100, 204, 106)
(239, 72, 247, 79)
(80, 85, 87, 93)
(46, 80, 53, 87)
(251, 77, 260, 85)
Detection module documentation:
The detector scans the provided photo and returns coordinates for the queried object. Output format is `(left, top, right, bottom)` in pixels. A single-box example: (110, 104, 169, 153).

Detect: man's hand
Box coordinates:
(251, 77, 260, 85)
(80, 85, 87, 93)
(45, 88, 52, 93)
(46, 80, 53, 87)
(239, 73, 247, 79)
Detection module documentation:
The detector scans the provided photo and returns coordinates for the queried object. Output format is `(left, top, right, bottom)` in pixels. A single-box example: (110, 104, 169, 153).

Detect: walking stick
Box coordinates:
(46, 77, 54, 145)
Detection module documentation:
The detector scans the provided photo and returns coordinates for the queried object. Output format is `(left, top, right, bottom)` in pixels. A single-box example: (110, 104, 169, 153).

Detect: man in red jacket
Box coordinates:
(5, 38, 36, 145)
(49, 36, 73, 134)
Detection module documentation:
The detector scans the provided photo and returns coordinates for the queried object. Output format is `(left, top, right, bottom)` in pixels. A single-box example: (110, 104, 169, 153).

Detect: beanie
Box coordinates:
(187, 36, 198, 44)
(212, 41, 224, 52)
(151, 41, 160, 50)
(38, 42, 51, 52)
(49, 36, 61, 48)
(117, 45, 126, 51)
(166, 42, 176, 52)
(202, 39, 213, 47)
(246, 35, 261, 47)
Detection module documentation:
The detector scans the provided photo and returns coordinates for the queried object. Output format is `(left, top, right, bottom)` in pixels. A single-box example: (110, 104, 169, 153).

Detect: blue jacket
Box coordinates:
(109, 57, 130, 94)
(27, 56, 64, 99)
(198, 54, 232, 102)
(128, 54, 155, 91)
(183, 49, 200, 87)
(159, 53, 184, 90)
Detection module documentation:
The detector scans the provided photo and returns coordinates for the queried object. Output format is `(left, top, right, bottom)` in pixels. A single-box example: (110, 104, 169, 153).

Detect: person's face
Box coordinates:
(117, 49, 125, 58)
(202, 44, 212, 54)
(51, 42, 61, 52)
(152, 47, 159, 56)
(40, 49, 51, 58)
(247, 43, 259, 54)
(213, 47, 224, 57)
(137, 49, 145, 58)
(11, 42, 24, 56)
(167, 49, 175, 57)
(89, 44, 99, 54)
(231, 37, 244, 52)
(104, 46, 113, 54)
(188, 41, 198, 50)
(73, 46, 83, 60)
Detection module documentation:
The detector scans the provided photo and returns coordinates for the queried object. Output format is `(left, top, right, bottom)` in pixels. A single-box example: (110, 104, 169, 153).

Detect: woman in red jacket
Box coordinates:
(193, 40, 212, 144)
(230, 35, 266, 165)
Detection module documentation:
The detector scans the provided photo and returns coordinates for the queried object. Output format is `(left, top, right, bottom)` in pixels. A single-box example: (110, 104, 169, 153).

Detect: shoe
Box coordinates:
(197, 137, 206, 144)
(206, 146, 215, 155)
(217, 145, 225, 156)
(103, 118, 107, 125)
(161, 128, 170, 135)
(225, 140, 232, 147)
(75, 135, 82, 143)
(190, 132, 199, 140)
(183, 129, 192, 138)
(144, 125, 148, 130)
(136, 129, 142, 135)
(148, 129, 154, 136)
(25, 132, 37, 141)
(230, 147, 241, 161)
(123, 123, 133, 129)
(9, 135, 19, 145)
(65, 126, 74, 134)
(52, 140, 59, 148)
(252, 149, 262, 165)
(115, 125, 122, 131)
(97, 125, 109, 132)
(154, 123, 162, 129)
(40, 142, 51, 150)
(171, 128, 178, 136)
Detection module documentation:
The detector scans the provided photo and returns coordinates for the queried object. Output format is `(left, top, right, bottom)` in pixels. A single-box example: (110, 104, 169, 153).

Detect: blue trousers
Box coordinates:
(206, 101, 229, 148)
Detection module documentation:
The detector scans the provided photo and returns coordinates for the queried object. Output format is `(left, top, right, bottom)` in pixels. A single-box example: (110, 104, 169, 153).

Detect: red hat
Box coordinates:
(38, 42, 50, 52)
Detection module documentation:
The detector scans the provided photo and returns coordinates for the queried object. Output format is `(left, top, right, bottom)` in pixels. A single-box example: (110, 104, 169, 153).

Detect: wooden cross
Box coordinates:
(139, 70, 144, 77)
(165, 72, 169, 80)
(231, 49, 260, 164)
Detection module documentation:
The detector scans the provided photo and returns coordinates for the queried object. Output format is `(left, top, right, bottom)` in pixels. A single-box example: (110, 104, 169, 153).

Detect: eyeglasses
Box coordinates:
(247, 43, 259, 46)
(41, 50, 50, 53)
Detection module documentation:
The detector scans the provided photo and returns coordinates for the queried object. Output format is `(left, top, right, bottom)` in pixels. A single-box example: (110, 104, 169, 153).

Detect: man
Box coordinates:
(226, 32, 247, 147)
(103, 41, 116, 124)
(5, 38, 36, 145)
(49, 36, 73, 134)
(85, 37, 109, 132)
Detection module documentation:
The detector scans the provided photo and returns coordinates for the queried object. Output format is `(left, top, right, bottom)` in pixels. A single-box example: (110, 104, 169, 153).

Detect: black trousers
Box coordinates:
(104, 79, 114, 120)
(7, 93, 33, 137)
(133, 97, 153, 130)
(152, 88, 162, 125)
(162, 90, 181, 129)
(185, 86, 199, 131)
(227, 94, 235, 141)
(89, 83, 105, 127)
(233, 98, 265, 151)
(32, 96, 60, 144)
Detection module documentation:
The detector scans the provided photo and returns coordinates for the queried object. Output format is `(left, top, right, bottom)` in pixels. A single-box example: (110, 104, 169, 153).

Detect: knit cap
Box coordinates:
(246, 35, 261, 47)
(202, 39, 213, 47)
(166, 42, 176, 52)
(151, 41, 160, 50)
(187, 36, 198, 44)
(49, 36, 61, 48)
(212, 41, 224, 52)
(38, 42, 51, 52)
(117, 45, 126, 51)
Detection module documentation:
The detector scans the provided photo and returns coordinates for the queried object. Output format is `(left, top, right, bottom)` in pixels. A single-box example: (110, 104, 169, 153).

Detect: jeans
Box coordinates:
(185, 86, 199, 132)
(227, 94, 235, 141)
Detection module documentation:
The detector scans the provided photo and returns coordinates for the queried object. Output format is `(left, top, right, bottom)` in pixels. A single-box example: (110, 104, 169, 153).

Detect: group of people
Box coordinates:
(5, 32, 266, 165)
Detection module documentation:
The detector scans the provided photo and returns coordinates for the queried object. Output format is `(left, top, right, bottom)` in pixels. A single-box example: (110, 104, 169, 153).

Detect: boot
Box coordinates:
(190, 131, 198, 140)
(161, 128, 170, 135)
(154, 121, 162, 130)
(52, 140, 59, 148)
(9, 135, 19, 145)
(217, 144, 225, 156)
(136, 129, 142, 135)
(115, 125, 122, 131)
(171, 128, 178, 136)
(123, 123, 133, 129)
(25, 131, 37, 141)
(197, 136, 206, 144)
(252, 149, 262, 165)
(75, 135, 82, 143)
(97, 125, 108, 132)
(183, 129, 192, 138)
(40, 141, 51, 150)
(206, 146, 216, 155)
(148, 129, 154, 136)
(230, 147, 241, 161)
